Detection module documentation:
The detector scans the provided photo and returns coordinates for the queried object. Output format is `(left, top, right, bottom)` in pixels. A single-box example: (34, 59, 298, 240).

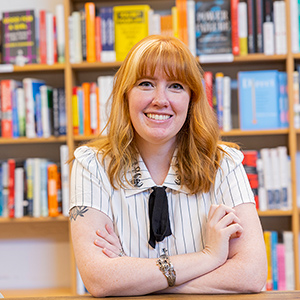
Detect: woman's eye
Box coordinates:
(138, 81, 153, 87)
(170, 83, 184, 90)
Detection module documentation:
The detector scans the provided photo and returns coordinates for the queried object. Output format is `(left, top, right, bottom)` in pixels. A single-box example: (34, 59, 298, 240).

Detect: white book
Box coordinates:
(40, 159, 49, 217)
(256, 158, 267, 211)
(56, 4, 65, 63)
(283, 231, 295, 290)
(90, 87, 97, 132)
(187, 0, 196, 56)
(46, 12, 54, 65)
(148, 10, 161, 35)
(222, 76, 231, 132)
(289, 0, 299, 53)
(270, 148, 281, 209)
(293, 71, 300, 129)
(273, 1, 287, 55)
(238, 2, 247, 45)
(14, 167, 24, 219)
(33, 158, 41, 218)
(260, 148, 275, 210)
(72, 11, 83, 63)
(60, 145, 70, 217)
(68, 15, 75, 64)
(97, 76, 114, 135)
(16, 87, 26, 137)
(263, 22, 275, 55)
(40, 85, 51, 138)
(277, 146, 290, 209)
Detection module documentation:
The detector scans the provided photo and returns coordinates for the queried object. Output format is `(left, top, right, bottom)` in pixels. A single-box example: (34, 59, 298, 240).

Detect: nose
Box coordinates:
(152, 86, 169, 107)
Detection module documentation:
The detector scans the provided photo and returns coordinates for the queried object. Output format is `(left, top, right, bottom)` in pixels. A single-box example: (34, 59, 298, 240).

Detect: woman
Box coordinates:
(69, 35, 267, 297)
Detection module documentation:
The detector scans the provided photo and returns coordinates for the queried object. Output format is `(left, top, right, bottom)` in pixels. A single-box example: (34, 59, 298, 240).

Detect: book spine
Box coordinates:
(39, 10, 47, 64)
(80, 9, 87, 61)
(90, 82, 98, 134)
(33, 158, 41, 218)
(270, 148, 281, 209)
(273, 0, 287, 55)
(271, 231, 278, 290)
(68, 15, 75, 64)
(264, 231, 273, 290)
(85, 2, 96, 63)
(283, 231, 295, 290)
(77, 87, 84, 135)
(58, 88, 66, 135)
(215, 72, 224, 130)
(16, 88, 26, 137)
(72, 87, 79, 135)
(256, 157, 267, 211)
(277, 146, 290, 209)
(255, 0, 264, 53)
(187, 0, 196, 56)
(293, 71, 300, 129)
(247, 0, 257, 53)
(14, 167, 24, 218)
(1, 80, 13, 137)
(53, 16, 58, 64)
(40, 159, 49, 217)
(82, 82, 92, 136)
(55, 4, 65, 63)
(263, 0, 275, 55)
(238, 1, 248, 56)
(2, 162, 9, 218)
(46, 12, 54, 65)
(60, 145, 70, 217)
(176, 0, 189, 46)
(72, 12, 82, 63)
(231, 0, 239, 55)
(204, 71, 213, 108)
(7, 159, 15, 218)
(48, 163, 59, 217)
(95, 15, 102, 62)
(40, 85, 51, 138)
(52, 88, 60, 137)
(12, 88, 19, 137)
(222, 76, 232, 132)
(277, 243, 286, 290)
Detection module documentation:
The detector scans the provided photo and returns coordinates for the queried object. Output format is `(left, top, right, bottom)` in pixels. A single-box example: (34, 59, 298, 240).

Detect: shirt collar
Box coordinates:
(123, 151, 190, 197)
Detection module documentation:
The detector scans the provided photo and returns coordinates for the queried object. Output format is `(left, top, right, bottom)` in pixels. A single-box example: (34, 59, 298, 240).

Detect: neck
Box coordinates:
(136, 141, 176, 186)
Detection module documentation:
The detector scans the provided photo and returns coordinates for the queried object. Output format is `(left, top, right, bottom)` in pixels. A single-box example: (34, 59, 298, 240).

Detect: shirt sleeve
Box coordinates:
(69, 145, 113, 220)
(213, 146, 255, 207)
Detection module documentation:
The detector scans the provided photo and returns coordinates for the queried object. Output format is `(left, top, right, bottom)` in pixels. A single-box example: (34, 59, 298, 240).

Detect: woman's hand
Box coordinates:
(202, 204, 243, 269)
(94, 223, 126, 258)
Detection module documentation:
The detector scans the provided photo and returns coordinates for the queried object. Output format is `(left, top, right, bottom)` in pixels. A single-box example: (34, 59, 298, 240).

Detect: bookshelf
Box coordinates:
(0, 0, 300, 296)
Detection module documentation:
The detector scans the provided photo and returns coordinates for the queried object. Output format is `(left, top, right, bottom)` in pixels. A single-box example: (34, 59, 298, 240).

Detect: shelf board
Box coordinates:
(2, 287, 73, 298)
(258, 210, 293, 217)
(0, 215, 68, 224)
(233, 53, 287, 62)
(11, 63, 65, 73)
(221, 128, 289, 136)
(72, 61, 122, 70)
(0, 136, 67, 144)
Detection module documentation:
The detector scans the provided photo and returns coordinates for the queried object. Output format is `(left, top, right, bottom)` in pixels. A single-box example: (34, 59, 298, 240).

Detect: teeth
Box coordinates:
(146, 114, 171, 120)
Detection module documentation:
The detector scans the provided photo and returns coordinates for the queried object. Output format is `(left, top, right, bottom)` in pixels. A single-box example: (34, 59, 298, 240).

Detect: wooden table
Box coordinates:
(3, 291, 300, 300)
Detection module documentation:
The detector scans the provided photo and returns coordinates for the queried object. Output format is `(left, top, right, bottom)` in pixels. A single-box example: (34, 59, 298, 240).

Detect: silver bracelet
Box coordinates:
(156, 248, 176, 287)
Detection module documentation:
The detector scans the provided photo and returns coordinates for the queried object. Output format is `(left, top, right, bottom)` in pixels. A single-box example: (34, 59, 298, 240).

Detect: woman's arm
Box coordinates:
(70, 204, 243, 297)
(163, 203, 267, 294)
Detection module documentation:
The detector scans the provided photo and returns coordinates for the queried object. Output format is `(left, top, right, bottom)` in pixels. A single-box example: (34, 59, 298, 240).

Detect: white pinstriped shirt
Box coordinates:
(70, 145, 255, 258)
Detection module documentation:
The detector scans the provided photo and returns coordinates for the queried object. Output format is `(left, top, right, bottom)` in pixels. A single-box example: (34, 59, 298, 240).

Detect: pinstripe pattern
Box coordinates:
(70, 145, 255, 258)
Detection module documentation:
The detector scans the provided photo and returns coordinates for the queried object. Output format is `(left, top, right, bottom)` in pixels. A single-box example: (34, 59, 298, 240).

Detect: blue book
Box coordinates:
(238, 70, 281, 130)
(271, 231, 278, 290)
(12, 88, 20, 138)
(35, 91, 43, 137)
(195, 0, 232, 56)
(278, 72, 288, 128)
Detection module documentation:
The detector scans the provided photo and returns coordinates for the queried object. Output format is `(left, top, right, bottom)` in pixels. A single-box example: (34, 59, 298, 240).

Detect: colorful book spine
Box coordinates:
(7, 159, 15, 218)
(85, 2, 96, 63)
(238, 1, 248, 55)
(48, 163, 59, 217)
(231, 0, 239, 55)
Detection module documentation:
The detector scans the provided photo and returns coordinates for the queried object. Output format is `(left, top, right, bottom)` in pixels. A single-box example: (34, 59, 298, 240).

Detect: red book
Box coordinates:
(53, 16, 58, 63)
(8, 159, 16, 218)
(204, 72, 213, 109)
(48, 163, 59, 217)
(231, 0, 239, 55)
(1, 80, 17, 137)
(95, 15, 102, 61)
(39, 10, 47, 64)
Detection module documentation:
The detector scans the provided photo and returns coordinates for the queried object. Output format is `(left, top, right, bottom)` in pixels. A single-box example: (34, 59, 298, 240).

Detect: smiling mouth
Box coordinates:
(145, 113, 171, 120)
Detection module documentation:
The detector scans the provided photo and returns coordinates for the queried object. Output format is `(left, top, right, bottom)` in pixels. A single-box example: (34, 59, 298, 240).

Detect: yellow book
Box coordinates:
(239, 37, 248, 56)
(264, 231, 273, 291)
(172, 6, 179, 38)
(114, 5, 150, 62)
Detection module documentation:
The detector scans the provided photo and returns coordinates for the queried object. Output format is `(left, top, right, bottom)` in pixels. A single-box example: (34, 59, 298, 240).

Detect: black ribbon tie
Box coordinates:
(148, 186, 172, 248)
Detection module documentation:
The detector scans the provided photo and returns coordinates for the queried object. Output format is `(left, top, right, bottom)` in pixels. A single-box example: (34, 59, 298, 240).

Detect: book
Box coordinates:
(25, 158, 34, 216)
(89, 82, 98, 135)
(46, 12, 54, 65)
(222, 76, 231, 131)
(256, 156, 267, 211)
(82, 82, 92, 136)
(100, 7, 116, 62)
(187, 0, 196, 56)
(72, 87, 79, 135)
(255, 0, 264, 53)
(271, 231, 278, 290)
(231, 0, 239, 56)
(95, 14, 102, 62)
(238, 1, 248, 56)
(113, 5, 150, 62)
(72, 11, 83, 63)
(48, 163, 59, 217)
(176, 0, 189, 45)
(60, 145, 70, 217)
(273, 1, 287, 55)
(247, 0, 257, 53)
(293, 70, 300, 129)
(264, 231, 273, 290)
(40, 159, 49, 217)
(195, 0, 232, 56)
(23, 78, 46, 138)
(283, 231, 295, 290)
(52, 88, 60, 136)
(56, 4, 65, 63)
(58, 88, 66, 135)
(39, 10, 47, 64)
(277, 146, 289, 209)
(277, 243, 286, 290)
(278, 72, 288, 128)
(85, 2, 96, 63)
(14, 165, 24, 219)
(263, 0, 275, 55)
(238, 70, 281, 130)
(7, 159, 15, 218)
(204, 71, 213, 108)
(1, 80, 21, 137)
(2, 162, 9, 217)
(40, 85, 53, 138)
(269, 148, 281, 209)
(16, 87, 26, 137)
(1, 10, 37, 64)
(33, 158, 41, 218)
(215, 72, 224, 129)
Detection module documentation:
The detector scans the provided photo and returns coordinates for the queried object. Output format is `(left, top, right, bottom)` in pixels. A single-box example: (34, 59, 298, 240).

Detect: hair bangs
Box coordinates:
(134, 42, 190, 85)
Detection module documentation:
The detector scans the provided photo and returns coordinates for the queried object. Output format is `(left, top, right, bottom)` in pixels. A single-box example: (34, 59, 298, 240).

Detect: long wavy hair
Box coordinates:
(85, 35, 236, 194)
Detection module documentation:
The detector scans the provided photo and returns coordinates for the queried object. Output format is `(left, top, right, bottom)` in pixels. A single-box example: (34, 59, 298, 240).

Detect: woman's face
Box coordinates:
(127, 68, 191, 149)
